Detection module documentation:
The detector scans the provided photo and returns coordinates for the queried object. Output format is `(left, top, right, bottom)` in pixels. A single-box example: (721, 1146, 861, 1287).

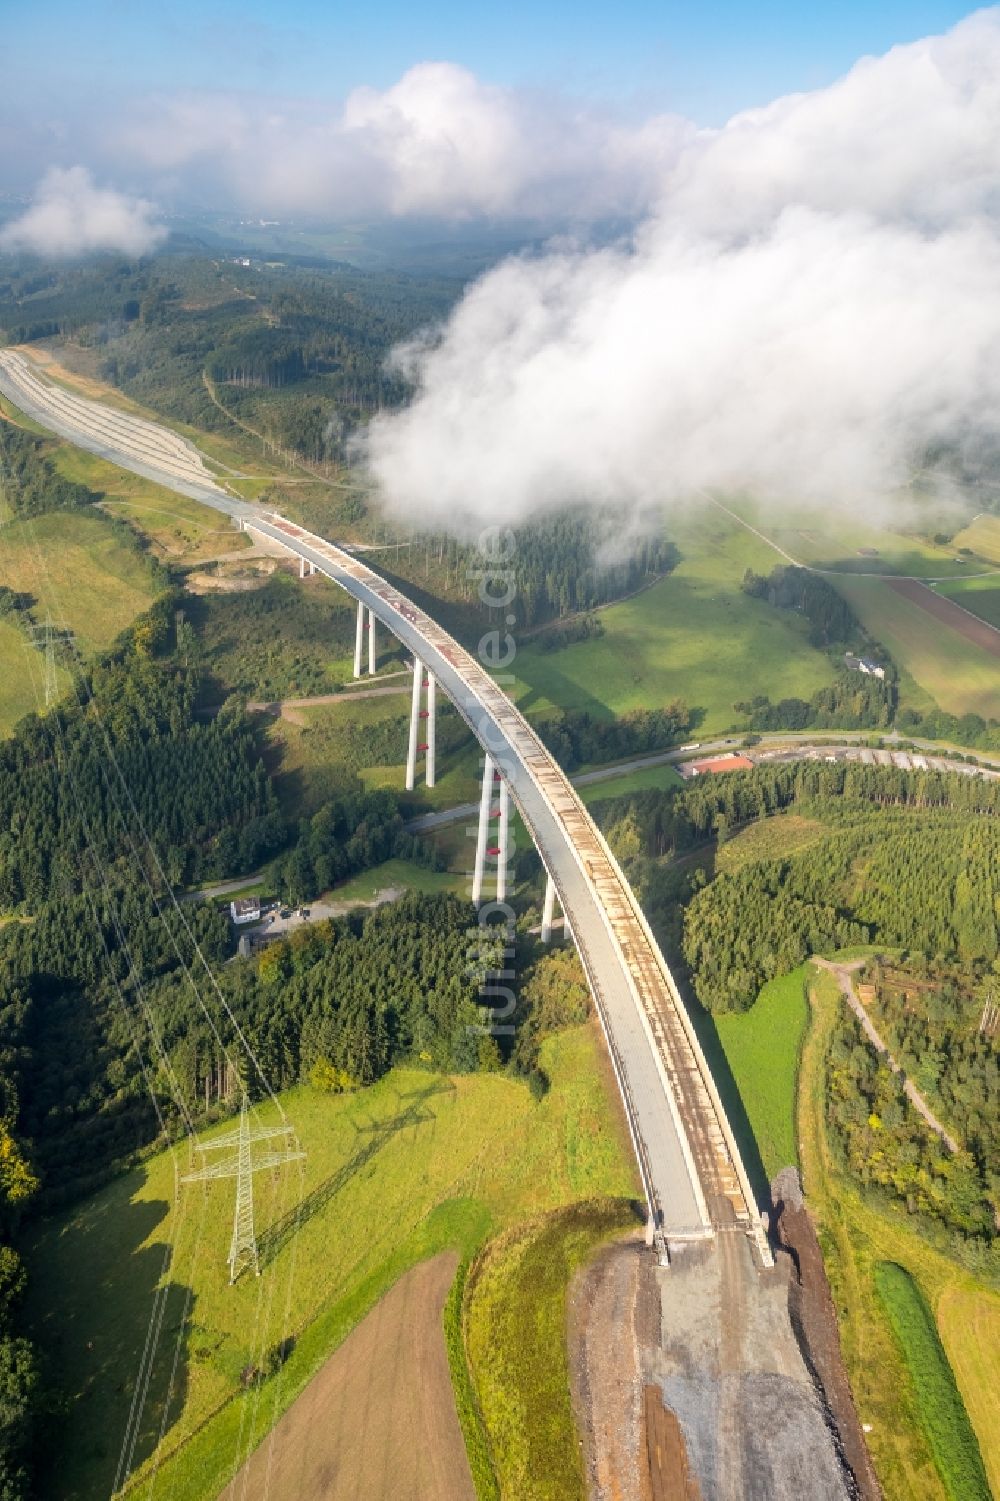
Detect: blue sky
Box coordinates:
(2, 2, 993, 239)
(3, 3, 999, 536)
(5, 0, 980, 122)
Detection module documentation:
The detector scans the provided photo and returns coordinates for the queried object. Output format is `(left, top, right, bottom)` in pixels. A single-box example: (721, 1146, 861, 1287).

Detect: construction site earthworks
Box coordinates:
(569, 1179, 878, 1501)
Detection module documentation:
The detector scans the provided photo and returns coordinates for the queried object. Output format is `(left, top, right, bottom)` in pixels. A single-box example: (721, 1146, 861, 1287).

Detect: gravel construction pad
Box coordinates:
(651, 1235, 851, 1501)
(572, 1226, 860, 1501)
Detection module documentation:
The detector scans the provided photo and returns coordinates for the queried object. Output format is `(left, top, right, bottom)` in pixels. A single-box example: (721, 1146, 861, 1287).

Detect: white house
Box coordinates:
(844, 652, 886, 680)
(230, 897, 261, 925)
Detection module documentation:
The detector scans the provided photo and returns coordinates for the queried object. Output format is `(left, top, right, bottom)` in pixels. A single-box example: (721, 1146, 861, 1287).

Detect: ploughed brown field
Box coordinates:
(218, 1251, 475, 1501)
(886, 577, 1000, 658)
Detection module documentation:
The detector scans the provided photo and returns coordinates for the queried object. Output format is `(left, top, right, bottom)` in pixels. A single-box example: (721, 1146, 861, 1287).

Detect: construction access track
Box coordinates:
(0, 348, 771, 1264)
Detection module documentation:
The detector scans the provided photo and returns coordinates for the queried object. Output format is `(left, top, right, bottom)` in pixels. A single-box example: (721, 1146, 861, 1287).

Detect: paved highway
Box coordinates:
(0, 351, 776, 1259)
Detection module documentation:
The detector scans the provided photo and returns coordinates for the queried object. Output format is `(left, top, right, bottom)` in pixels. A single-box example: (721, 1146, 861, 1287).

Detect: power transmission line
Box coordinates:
(182, 1094, 304, 1283)
(27, 617, 74, 706)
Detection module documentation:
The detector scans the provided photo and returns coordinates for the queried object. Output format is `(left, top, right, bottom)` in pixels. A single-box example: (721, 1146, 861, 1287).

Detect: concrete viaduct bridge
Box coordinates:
(0, 350, 772, 1267)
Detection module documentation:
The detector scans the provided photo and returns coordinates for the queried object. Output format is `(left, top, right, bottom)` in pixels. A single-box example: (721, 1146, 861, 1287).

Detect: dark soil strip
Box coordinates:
(643, 1386, 702, 1501)
(771, 1170, 881, 1501)
(886, 578, 1000, 657)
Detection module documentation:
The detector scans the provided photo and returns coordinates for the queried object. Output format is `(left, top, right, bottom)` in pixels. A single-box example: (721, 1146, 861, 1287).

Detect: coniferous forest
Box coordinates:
(589, 763, 1000, 1258)
(0, 582, 549, 1497)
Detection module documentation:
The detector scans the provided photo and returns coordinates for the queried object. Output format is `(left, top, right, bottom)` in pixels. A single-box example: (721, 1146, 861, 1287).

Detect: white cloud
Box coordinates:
(339, 63, 688, 220)
(658, 10, 1000, 236)
(99, 12, 1000, 232)
(109, 65, 689, 222)
(0, 167, 165, 258)
(362, 10, 1000, 529)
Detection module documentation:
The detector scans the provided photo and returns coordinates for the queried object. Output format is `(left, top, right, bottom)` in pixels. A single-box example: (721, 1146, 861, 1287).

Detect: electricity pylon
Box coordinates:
(27, 619, 74, 707)
(181, 1093, 304, 1283)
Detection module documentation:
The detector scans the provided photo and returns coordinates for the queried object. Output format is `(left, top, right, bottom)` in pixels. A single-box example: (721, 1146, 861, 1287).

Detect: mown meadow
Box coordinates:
(25, 1024, 638, 1501)
(510, 508, 836, 733)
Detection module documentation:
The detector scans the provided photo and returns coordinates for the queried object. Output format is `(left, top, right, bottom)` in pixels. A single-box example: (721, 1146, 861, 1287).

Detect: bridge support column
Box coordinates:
(472, 754, 494, 907)
(353, 601, 365, 679)
(298, 556, 315, 578)
(541, 874, 557, 942)
(367, 609, 376, 675)
(425, 672, 436, 788)
(406, 656, 423, 791)
(496, 778, 510, 904)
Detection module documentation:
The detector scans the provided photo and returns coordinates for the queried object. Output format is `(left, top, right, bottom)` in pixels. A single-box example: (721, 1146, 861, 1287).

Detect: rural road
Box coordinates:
(179, 875, 261, 903)
(405, 735, 1000, 833)
(813, 958, 960, 1153)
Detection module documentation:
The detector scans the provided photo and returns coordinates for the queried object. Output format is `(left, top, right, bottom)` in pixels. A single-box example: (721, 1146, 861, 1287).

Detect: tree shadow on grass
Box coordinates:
(514, 658, 617, 723)
(685, 995, 772, 1210)
(29, 1175, 194, 1499)
(255, 1082, 444, 1272)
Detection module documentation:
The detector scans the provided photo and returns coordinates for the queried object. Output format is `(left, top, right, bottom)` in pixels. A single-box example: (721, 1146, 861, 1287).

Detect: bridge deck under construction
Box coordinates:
(0, 349, 771, 1262)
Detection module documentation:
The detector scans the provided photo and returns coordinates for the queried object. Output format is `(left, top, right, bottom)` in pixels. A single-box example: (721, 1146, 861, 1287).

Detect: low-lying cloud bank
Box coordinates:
(363, 9, 1000, 528)
(6, 11, 1000, 528)
(0, 167, 165, 258)
(108, 62, 688, 222)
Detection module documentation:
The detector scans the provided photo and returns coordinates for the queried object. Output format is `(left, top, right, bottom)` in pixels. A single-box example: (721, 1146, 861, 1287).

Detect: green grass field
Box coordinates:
(875, 1262, 990, 1501)
(262, 692, 409, 814)
(950, 514, 1000, 565)
(0, 511, 158, 657)
(0, 615, 70, 734)
(935, 1283, 1000, 1496)
(716, 813, 828, 874)
(712, 967, 810, 1180)
(732, 497, 980, 579)
(799, 965, 999, 1499)
(832, 575, 999, 718)
(25, 1023, 637, 1501)
(46, 443, 249, 566)
(265, 690, 483, 818)
(362, 744, 483, 811)
(324, 857, 466, 902)
(465, 1198, 634, 1501)
(509, 509, 836, 733)
(934, 575, 1000, 630)
(577, 763, 684, 802)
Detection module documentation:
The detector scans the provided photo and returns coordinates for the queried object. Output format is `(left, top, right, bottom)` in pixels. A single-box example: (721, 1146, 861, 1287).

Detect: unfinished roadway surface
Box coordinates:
(1, 352, 865, 1497)
(0, 346, 768, 1260)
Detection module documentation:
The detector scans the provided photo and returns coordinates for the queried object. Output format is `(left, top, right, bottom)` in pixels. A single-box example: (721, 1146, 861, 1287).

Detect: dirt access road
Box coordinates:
(218, 1251, 475, 1501)
(814, 958, 959, 1152)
